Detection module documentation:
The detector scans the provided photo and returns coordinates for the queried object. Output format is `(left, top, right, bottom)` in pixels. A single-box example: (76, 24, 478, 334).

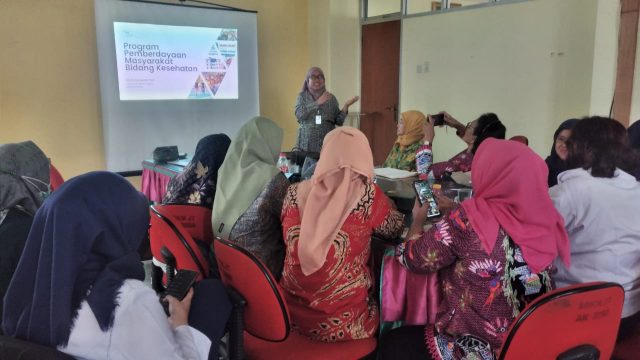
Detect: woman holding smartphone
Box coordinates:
(379, 139, 570, 360)
(3, 172, 230, 360)
(416, 112, 505, 181)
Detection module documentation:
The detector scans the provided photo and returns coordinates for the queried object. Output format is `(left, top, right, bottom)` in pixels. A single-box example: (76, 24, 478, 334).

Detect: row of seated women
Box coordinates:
(1, 115, 639, 359)
(168, 115, 637, 357)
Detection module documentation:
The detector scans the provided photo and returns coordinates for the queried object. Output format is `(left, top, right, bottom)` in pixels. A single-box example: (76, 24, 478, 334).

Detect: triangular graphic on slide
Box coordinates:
(202, 72, 226, 96)
(188, 74, 213, 99)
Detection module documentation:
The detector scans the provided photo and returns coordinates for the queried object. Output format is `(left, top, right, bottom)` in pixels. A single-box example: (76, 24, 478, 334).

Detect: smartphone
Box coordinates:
(431, 113, 445, 127)
(413, 181, 441, 218)
(160, 269, 198, 316)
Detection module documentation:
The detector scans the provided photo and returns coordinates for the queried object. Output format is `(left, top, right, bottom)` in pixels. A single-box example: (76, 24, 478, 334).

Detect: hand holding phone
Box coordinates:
(413, 181, 441, 218)
(160, 269, 198, 316)
(430, 113, 445, 127)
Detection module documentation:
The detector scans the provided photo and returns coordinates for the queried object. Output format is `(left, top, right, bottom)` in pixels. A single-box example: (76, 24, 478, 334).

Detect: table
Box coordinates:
(141, 158, 190, 202)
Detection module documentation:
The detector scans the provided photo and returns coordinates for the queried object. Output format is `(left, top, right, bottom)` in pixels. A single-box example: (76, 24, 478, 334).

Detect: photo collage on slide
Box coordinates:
(188, 29, 237, 99)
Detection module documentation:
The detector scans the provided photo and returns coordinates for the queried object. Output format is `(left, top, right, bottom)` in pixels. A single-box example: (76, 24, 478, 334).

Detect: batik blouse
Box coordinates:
(280, 182, 404, 342)
(383, 142, 422, 171)
(396, 207, 551, 359)
(294, 91, 347, 153)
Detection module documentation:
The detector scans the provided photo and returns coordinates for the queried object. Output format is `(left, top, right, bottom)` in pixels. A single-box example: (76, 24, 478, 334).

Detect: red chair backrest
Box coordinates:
(149, 204, 210, 281)
(157, 203, 214, 245)
(49, 164, 64, 191)
(214, 238, 290, 342)
(499, 281, 624, 360)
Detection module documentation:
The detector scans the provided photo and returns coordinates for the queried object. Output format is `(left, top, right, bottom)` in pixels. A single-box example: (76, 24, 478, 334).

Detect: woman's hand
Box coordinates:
(423, 116, 436, 143)
(405, 198, 429, 241)
(166, 288, 194, 330)
(342, 96, 360, 113)
(441, 111, 461, 127)
(317, 91, 332, 105)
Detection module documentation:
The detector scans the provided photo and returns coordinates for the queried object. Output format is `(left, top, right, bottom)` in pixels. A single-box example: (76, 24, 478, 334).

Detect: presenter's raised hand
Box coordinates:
(342, 96, 359, 113)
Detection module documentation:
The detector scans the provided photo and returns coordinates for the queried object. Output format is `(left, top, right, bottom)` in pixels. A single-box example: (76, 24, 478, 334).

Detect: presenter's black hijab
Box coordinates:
(163, 133, 231, 207)
(545, 119, 579, 187)
(1, 171, 149, 347)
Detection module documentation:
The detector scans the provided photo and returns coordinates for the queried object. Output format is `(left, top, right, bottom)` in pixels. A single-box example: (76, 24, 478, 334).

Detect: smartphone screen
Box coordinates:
(413, 181, 441, 218)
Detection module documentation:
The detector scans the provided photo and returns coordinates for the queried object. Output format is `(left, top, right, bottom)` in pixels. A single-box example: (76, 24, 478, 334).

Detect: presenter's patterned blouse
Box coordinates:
(294, 91, 347, 153)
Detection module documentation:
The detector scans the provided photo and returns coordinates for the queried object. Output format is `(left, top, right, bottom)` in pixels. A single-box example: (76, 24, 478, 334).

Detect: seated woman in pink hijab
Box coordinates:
(279, 127, 404, 342)
(379, 139, 570, 360)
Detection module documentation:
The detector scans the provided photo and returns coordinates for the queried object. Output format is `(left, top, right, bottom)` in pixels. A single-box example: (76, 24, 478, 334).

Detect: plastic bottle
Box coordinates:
(277, 152, 289, 173)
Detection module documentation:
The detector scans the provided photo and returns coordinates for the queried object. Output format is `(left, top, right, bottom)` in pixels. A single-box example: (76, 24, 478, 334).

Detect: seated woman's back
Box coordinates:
(2, 172, 217, 360)
(163, 133, 230, 207)
(0, 141, 50, 324)
(385, 139, 570, 359)
(280, 128, 404, 342)
(212, 117, 288, 277)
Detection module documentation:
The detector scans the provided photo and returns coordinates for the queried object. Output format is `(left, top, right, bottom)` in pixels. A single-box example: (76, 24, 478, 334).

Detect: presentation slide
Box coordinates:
(113, 22, 238, 100)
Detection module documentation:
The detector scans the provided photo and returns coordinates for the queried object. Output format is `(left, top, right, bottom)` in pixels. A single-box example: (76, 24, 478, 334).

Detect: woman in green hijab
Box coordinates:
(212, 117, 289, 278)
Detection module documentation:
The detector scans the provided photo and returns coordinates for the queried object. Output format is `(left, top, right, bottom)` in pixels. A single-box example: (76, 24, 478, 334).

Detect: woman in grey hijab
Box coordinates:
(0, 140, 51, 323)
(294, 66, 359, 153)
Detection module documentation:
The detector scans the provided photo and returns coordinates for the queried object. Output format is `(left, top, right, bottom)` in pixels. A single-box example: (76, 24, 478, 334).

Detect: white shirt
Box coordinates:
(550, 168, 640, 318)
(60, 279, 211, 360)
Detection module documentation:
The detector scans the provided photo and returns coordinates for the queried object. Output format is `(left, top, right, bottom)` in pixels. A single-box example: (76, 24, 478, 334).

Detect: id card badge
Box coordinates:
(315, 114, 322, 125)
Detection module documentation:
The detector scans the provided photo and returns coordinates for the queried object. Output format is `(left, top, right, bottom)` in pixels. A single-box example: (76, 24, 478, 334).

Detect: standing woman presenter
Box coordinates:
(294, 66, 359, 153)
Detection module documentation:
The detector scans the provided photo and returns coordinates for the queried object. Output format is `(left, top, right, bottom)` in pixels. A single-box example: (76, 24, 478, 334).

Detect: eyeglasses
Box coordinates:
(309, 74, 324, 81)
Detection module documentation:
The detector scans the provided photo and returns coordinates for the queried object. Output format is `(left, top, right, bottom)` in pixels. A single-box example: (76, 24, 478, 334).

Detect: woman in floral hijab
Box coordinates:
(163, 134, 231, 208)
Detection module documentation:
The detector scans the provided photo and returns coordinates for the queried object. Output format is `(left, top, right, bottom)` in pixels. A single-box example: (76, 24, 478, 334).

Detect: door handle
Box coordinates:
(385, 105, 398, 122)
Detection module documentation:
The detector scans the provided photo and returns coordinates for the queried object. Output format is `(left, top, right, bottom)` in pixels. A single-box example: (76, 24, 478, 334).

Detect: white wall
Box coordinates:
(589, 0, 619, 118)
(309, 0, 362, 127)
(631, 8, 640, 123)
(401, 0, 599, 160)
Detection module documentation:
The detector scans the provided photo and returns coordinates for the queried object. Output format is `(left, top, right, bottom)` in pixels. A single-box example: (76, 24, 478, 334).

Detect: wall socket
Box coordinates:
(417, 61, 430, 73)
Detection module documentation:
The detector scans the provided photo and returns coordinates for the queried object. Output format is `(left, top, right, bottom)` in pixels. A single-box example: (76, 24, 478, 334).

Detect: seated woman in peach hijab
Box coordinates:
(383, 110, 427, 171)
(280, 127, 404, 342)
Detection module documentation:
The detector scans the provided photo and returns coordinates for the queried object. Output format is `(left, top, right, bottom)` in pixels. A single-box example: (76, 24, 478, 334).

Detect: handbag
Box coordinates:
(153, 146, 179, 163)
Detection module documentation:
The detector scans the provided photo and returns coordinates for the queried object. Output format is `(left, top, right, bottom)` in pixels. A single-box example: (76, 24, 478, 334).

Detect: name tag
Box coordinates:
(315, 114, 322, 125)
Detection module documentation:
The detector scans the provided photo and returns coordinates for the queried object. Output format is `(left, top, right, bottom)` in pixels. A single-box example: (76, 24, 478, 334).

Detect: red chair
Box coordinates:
(49, 164, 64, 191)
(498, 282, 625, 360)
(213, 238, 377, 360)
(149, 204, 213, 289)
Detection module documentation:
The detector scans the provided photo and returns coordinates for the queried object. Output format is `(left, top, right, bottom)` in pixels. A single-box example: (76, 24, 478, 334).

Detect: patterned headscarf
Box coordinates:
(163, 134, 231, 207)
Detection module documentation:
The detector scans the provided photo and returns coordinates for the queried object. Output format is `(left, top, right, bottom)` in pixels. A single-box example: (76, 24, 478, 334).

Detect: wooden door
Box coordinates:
(361, 20, 401, 166)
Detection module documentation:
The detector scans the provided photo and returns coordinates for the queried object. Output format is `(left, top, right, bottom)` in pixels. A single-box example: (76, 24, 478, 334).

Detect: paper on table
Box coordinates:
(374, 167, 418, 179)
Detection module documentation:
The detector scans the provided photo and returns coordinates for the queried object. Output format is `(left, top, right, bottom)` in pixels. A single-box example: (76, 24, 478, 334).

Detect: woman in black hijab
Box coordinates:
(163, 134, 231, 207)
(546, 119, 579, 187)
